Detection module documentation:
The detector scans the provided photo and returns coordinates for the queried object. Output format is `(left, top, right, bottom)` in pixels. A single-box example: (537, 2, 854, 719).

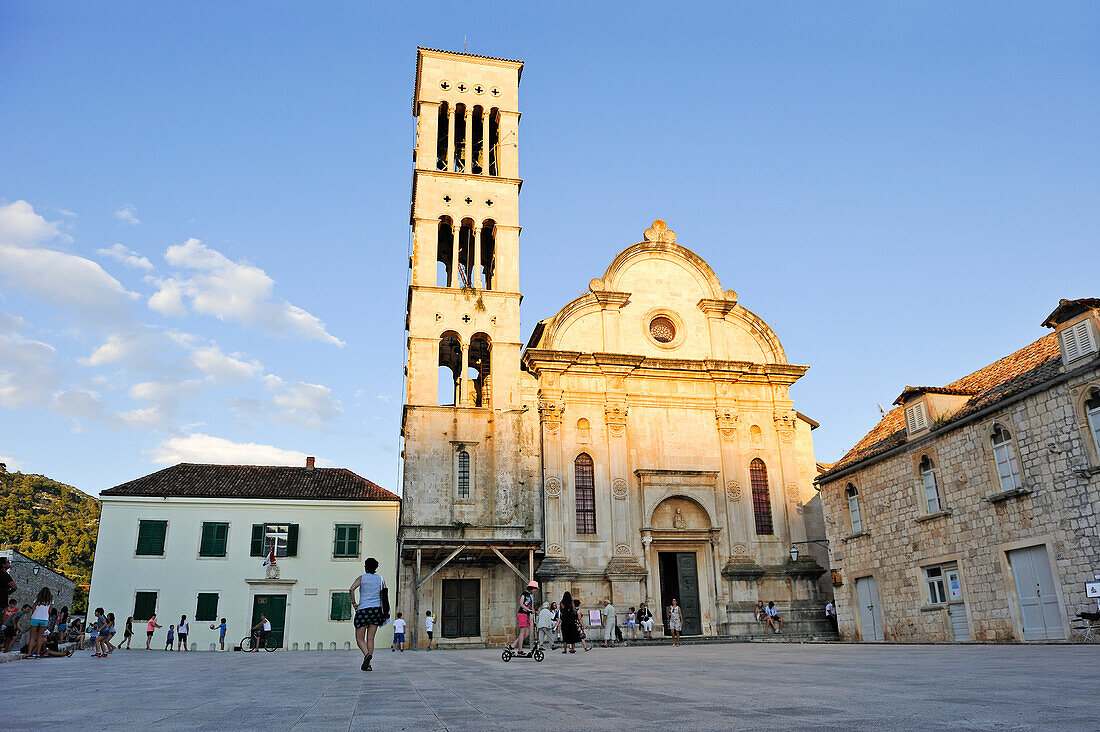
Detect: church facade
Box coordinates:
(398, 48, 829, 647)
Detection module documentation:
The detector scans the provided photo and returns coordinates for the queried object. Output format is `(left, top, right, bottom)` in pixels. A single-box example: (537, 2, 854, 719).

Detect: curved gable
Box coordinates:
(530, 220, 788, 365)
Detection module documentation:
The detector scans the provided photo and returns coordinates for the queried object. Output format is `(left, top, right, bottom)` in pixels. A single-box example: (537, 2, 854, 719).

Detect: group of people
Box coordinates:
(505, 582, 688, 653)
(2, 587, 77, 658)
(754, 600, 784, 634)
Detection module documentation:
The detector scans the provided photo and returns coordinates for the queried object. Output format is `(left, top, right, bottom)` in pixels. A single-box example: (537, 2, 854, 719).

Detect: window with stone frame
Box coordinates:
(1086, 387, 1100, 459)
(924, 565, 948, 605)
(846, 483, 863, 533)
(919, 455, 942, 513)
(750, 458, 773, 535)
(574, 453, 596, 534)
(990, 423, 1023, 491)
(457, 450, 471, 498)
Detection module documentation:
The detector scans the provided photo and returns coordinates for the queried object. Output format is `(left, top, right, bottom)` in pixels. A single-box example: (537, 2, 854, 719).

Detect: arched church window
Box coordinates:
(750, 458, 773, 535)
(457, 451, 470, 498)
(574, 453, 596, 535)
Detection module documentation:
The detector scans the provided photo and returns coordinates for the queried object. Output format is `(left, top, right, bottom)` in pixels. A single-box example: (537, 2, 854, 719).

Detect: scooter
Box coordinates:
(501, 644, 545, 662)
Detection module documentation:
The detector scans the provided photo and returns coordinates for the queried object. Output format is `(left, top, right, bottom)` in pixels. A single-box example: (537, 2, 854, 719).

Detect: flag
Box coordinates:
(263, 546, 276, 566)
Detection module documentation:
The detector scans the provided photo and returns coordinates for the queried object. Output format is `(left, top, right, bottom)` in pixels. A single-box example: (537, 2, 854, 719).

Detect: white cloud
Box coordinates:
(150, 238, 343, 345)
(191, 345, 262, 382)
(53, 387, 107, 421)
(147, 433, 321, 467)
(130, 379, 200, 402)
(0, 245, 138, 315)
(0, 311, 27, 335)
(113, 205, 141, 226)
(79, 333, 139, 367)
(112, 405, 168, 429)
(0, 200, 69, 246)
(97, 243, 153, 271)
(55, 209, 77, 218)
(0, 455, 22, 472)
(264, 375, 342, 429)
(0, 333, 59, 407)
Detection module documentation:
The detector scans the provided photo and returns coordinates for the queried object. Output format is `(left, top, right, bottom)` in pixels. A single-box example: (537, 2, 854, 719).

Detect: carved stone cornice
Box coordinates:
(535, 555, 578, 581)
(604, 556, 648, 580)
(697, 297, 738, 317)
(721, 558, 766, 582)
(588, 287, 631, 309)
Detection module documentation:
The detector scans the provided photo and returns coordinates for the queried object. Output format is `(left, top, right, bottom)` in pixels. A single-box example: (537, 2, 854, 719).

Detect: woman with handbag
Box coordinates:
(350, 557, 390, 671)
(558, 591, 581, 654)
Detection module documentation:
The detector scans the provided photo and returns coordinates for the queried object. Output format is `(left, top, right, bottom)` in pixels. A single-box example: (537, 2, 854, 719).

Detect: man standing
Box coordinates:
(602, 599, 617, 648)
(825, 601, 838, 632)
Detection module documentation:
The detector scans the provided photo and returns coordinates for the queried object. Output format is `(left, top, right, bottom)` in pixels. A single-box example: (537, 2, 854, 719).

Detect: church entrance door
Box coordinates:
(658, 551, 702, 636)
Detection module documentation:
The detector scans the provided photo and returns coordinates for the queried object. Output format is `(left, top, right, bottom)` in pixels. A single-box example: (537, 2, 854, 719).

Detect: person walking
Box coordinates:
(391, 613, 406, 652)
(349, 556, 389, 671)
(424, 610, 435, 651)
(117, 616, 133, 649)
(573, 598, 591, 651)
(507, 581, 537, 654)
(146, 614, 162, 649)
(667, 598, 683, 646)
(165, 624, 174, 651)
(558, 591, 581, 654)
(28, 587, 52, 658)
(177, 615, 189, 651)
(103, 613, 117, 654)
(825, 601, 838, 633)
(602, 600, 617, 648)
(535, 602, 554, 650)
(637, 603, 654, 639)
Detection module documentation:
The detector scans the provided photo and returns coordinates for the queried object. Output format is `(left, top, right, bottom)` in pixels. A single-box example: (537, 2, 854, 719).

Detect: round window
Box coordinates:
(649, 316, 676, 344)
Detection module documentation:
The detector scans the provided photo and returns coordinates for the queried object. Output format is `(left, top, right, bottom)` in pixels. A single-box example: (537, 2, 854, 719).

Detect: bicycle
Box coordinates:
(241, 632, 279, 652)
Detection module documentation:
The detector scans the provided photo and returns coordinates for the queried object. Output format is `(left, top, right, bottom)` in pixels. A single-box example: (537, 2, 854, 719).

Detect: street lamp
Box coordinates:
(788, 539, 830, 563)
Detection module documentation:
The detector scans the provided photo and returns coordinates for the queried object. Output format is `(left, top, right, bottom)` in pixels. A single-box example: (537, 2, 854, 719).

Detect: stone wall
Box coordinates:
(819, 363, 1100, 642)
(6, 551, 75, 613)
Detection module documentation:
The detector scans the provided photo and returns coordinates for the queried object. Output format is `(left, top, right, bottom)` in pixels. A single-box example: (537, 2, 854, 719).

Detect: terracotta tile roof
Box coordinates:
(893, 385, 979, 405)
(818, 332, 1063, 483)
(102, 463, 399, 502)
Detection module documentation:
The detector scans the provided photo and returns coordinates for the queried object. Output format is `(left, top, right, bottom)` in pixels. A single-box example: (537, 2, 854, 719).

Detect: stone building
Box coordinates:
(2, 549, 76, 613)
(816, 298, 1100, 642)
(398, 48, 830, 646)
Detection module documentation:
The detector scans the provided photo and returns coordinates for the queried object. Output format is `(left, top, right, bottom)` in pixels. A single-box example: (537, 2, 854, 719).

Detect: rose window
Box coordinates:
(649, 316, 676, 343)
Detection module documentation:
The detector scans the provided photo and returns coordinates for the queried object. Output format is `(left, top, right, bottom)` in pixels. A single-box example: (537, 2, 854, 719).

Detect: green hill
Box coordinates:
(0, 466, 100, 610)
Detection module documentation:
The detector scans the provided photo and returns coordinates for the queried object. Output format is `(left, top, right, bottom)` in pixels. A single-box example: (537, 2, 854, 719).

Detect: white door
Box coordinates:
(855, 576, 884, 642)
(1008, 545, 1064, 640)
(945, 567, 970, 641)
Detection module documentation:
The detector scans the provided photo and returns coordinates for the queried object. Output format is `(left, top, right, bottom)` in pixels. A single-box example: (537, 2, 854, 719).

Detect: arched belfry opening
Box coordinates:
(479, 219, 496, 290)
(453, 103, 467, 173)
(471, 105, 485, 175)
(436, 102, 450, 171)
(468, 333, 492, 407)
(438, 331, 462, 406)
(436, 216, 455, 287)
(488, 107, 500, 176)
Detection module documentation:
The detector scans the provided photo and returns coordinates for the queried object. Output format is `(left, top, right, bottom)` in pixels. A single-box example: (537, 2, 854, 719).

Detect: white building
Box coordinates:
(89, 460, 399, 651)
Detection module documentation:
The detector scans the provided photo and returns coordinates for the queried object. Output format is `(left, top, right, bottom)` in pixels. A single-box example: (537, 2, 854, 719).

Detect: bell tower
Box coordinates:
(399, 48, 541, 647)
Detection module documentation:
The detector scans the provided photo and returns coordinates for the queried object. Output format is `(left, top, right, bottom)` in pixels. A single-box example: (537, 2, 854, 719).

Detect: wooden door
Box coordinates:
(1008, 545, 1064, 640)
(441, 579, 480, 638)
(855, 576, 884, 641)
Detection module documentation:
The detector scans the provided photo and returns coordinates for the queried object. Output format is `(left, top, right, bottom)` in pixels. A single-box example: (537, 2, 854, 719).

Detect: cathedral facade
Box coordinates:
(399, 48, 828, 647)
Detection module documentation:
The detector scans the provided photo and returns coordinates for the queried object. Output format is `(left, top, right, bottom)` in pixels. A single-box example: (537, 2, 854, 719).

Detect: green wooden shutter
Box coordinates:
(199, 522, 229, 557)
(351, 524, 360, 557)
(133, 591, 158, 620)
(286, 524, 299, 557)
(136, 520, 168, 555)
(330, 592, 351, 621)
(195, 593, 219, 621)
(250, 524, 265, 556)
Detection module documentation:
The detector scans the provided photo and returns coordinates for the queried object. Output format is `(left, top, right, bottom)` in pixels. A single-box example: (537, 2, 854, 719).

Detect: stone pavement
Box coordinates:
(4, 643, 1098, 730)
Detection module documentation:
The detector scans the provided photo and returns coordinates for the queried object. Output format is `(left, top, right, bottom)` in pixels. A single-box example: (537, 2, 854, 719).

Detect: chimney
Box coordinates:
(305, 456, 315, 471)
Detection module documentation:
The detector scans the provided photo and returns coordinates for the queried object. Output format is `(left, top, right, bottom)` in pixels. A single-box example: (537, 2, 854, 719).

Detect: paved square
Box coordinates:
(4, 643, 1097, 730)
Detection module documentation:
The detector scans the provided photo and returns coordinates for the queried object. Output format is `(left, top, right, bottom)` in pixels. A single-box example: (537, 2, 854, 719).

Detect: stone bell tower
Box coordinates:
(399, 48, 542, 647)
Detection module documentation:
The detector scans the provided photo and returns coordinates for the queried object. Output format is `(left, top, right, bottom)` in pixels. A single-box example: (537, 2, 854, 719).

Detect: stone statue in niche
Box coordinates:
(673, 508, 686, 529)
(651, 497, 709, 530)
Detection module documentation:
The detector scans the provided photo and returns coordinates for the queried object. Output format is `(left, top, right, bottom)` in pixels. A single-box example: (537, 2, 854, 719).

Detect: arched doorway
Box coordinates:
(650, 497, 710, 636)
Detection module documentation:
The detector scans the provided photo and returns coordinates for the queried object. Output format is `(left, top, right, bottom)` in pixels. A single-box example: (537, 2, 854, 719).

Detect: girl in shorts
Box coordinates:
(57, 606, 69, 641)
(349, 557, 389, 672)
(626, 607, 637, 639)
(28, 587, 53, 658)
(103, 613, 117, 654)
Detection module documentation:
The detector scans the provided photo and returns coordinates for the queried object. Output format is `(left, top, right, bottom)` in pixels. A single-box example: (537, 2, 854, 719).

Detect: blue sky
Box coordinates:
(1, 2, 1097, 495)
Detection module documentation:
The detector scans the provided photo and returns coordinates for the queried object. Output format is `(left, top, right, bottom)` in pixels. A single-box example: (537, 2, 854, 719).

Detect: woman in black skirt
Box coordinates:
(349, 557, 389, 671)
(559, 591, 581, 654)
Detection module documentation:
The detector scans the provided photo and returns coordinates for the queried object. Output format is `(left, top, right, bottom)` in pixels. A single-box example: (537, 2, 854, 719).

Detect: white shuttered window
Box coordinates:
(991, 424, 1022, 491)
(1061, 320, 1097, 363)
(905, 402, 929, 434)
